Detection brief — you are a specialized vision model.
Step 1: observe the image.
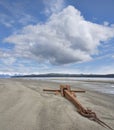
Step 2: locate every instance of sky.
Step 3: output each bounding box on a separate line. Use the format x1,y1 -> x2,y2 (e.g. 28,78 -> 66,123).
0,0 -> 114,75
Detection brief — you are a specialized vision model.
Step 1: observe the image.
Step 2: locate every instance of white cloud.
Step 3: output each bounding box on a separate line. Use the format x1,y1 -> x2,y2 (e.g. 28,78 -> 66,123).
18,14 -> 36,25
0,49 -> 16,65
43,0 -> 65,15
0,1 -> 37,27
4,5 -> 114,65
95,65 -> 114,74
103,21 -> 109,26
0,13 -> 14,27
0,12 -> 36,28
1,57 -> 16,65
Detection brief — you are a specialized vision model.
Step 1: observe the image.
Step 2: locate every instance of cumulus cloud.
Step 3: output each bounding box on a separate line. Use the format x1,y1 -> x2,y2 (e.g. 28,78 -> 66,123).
4,6 -> 114,65
103,21 -> 109,26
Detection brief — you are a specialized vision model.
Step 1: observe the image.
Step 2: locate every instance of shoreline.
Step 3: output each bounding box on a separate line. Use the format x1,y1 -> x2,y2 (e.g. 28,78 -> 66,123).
14,77 -> 114,84
0,78 -> 114,130
16,77 -> 114,95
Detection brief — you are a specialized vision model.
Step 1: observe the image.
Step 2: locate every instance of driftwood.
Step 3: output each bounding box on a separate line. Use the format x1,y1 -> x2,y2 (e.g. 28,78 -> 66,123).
43,85 -> 113,130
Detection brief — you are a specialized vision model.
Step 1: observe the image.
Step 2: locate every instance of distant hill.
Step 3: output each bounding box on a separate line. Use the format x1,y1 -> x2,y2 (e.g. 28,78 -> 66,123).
12,73 -> 114,78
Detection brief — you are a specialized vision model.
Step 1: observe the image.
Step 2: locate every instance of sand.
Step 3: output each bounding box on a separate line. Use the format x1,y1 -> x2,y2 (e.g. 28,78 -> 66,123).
0,78 -> 114,130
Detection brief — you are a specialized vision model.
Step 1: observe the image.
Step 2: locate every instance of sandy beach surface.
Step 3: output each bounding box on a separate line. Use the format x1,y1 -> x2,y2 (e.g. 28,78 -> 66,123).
0,78 -> 114,130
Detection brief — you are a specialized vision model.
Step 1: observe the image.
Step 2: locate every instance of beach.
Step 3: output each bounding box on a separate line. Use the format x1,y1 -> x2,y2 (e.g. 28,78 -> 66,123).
0,78 -> 114,130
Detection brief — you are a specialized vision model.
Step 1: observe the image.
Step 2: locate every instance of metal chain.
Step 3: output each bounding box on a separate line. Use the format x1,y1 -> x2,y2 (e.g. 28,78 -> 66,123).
78,108 -> 113,130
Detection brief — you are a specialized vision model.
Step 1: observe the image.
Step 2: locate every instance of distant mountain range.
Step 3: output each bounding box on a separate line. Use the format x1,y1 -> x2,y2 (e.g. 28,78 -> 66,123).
0,73 -> 114,78
12,73 -> 114,78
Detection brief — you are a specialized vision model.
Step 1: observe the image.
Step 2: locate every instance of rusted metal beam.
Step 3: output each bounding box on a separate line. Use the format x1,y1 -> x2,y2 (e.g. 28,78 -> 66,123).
64,89 -> 85,111
43,89 -> 60,92
43,89 -> 86,93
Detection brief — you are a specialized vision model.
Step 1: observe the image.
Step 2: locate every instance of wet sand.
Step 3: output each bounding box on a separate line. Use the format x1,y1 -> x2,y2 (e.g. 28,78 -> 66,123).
0,78 -> 114,130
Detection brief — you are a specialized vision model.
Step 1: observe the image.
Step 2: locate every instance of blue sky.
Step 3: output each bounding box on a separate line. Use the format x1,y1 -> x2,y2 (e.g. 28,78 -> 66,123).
0,0 -> 114,75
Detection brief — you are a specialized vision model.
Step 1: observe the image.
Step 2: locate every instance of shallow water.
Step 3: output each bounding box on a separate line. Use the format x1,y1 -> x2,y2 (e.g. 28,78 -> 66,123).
75,82 -> 114,95
25,77 -> 114,95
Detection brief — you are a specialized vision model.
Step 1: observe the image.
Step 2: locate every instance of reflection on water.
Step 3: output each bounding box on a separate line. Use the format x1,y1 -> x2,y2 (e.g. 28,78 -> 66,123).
76,82 -> 114,95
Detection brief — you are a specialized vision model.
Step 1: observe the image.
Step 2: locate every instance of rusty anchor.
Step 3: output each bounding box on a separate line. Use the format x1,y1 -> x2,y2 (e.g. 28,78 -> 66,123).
43,85 -> 113,130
